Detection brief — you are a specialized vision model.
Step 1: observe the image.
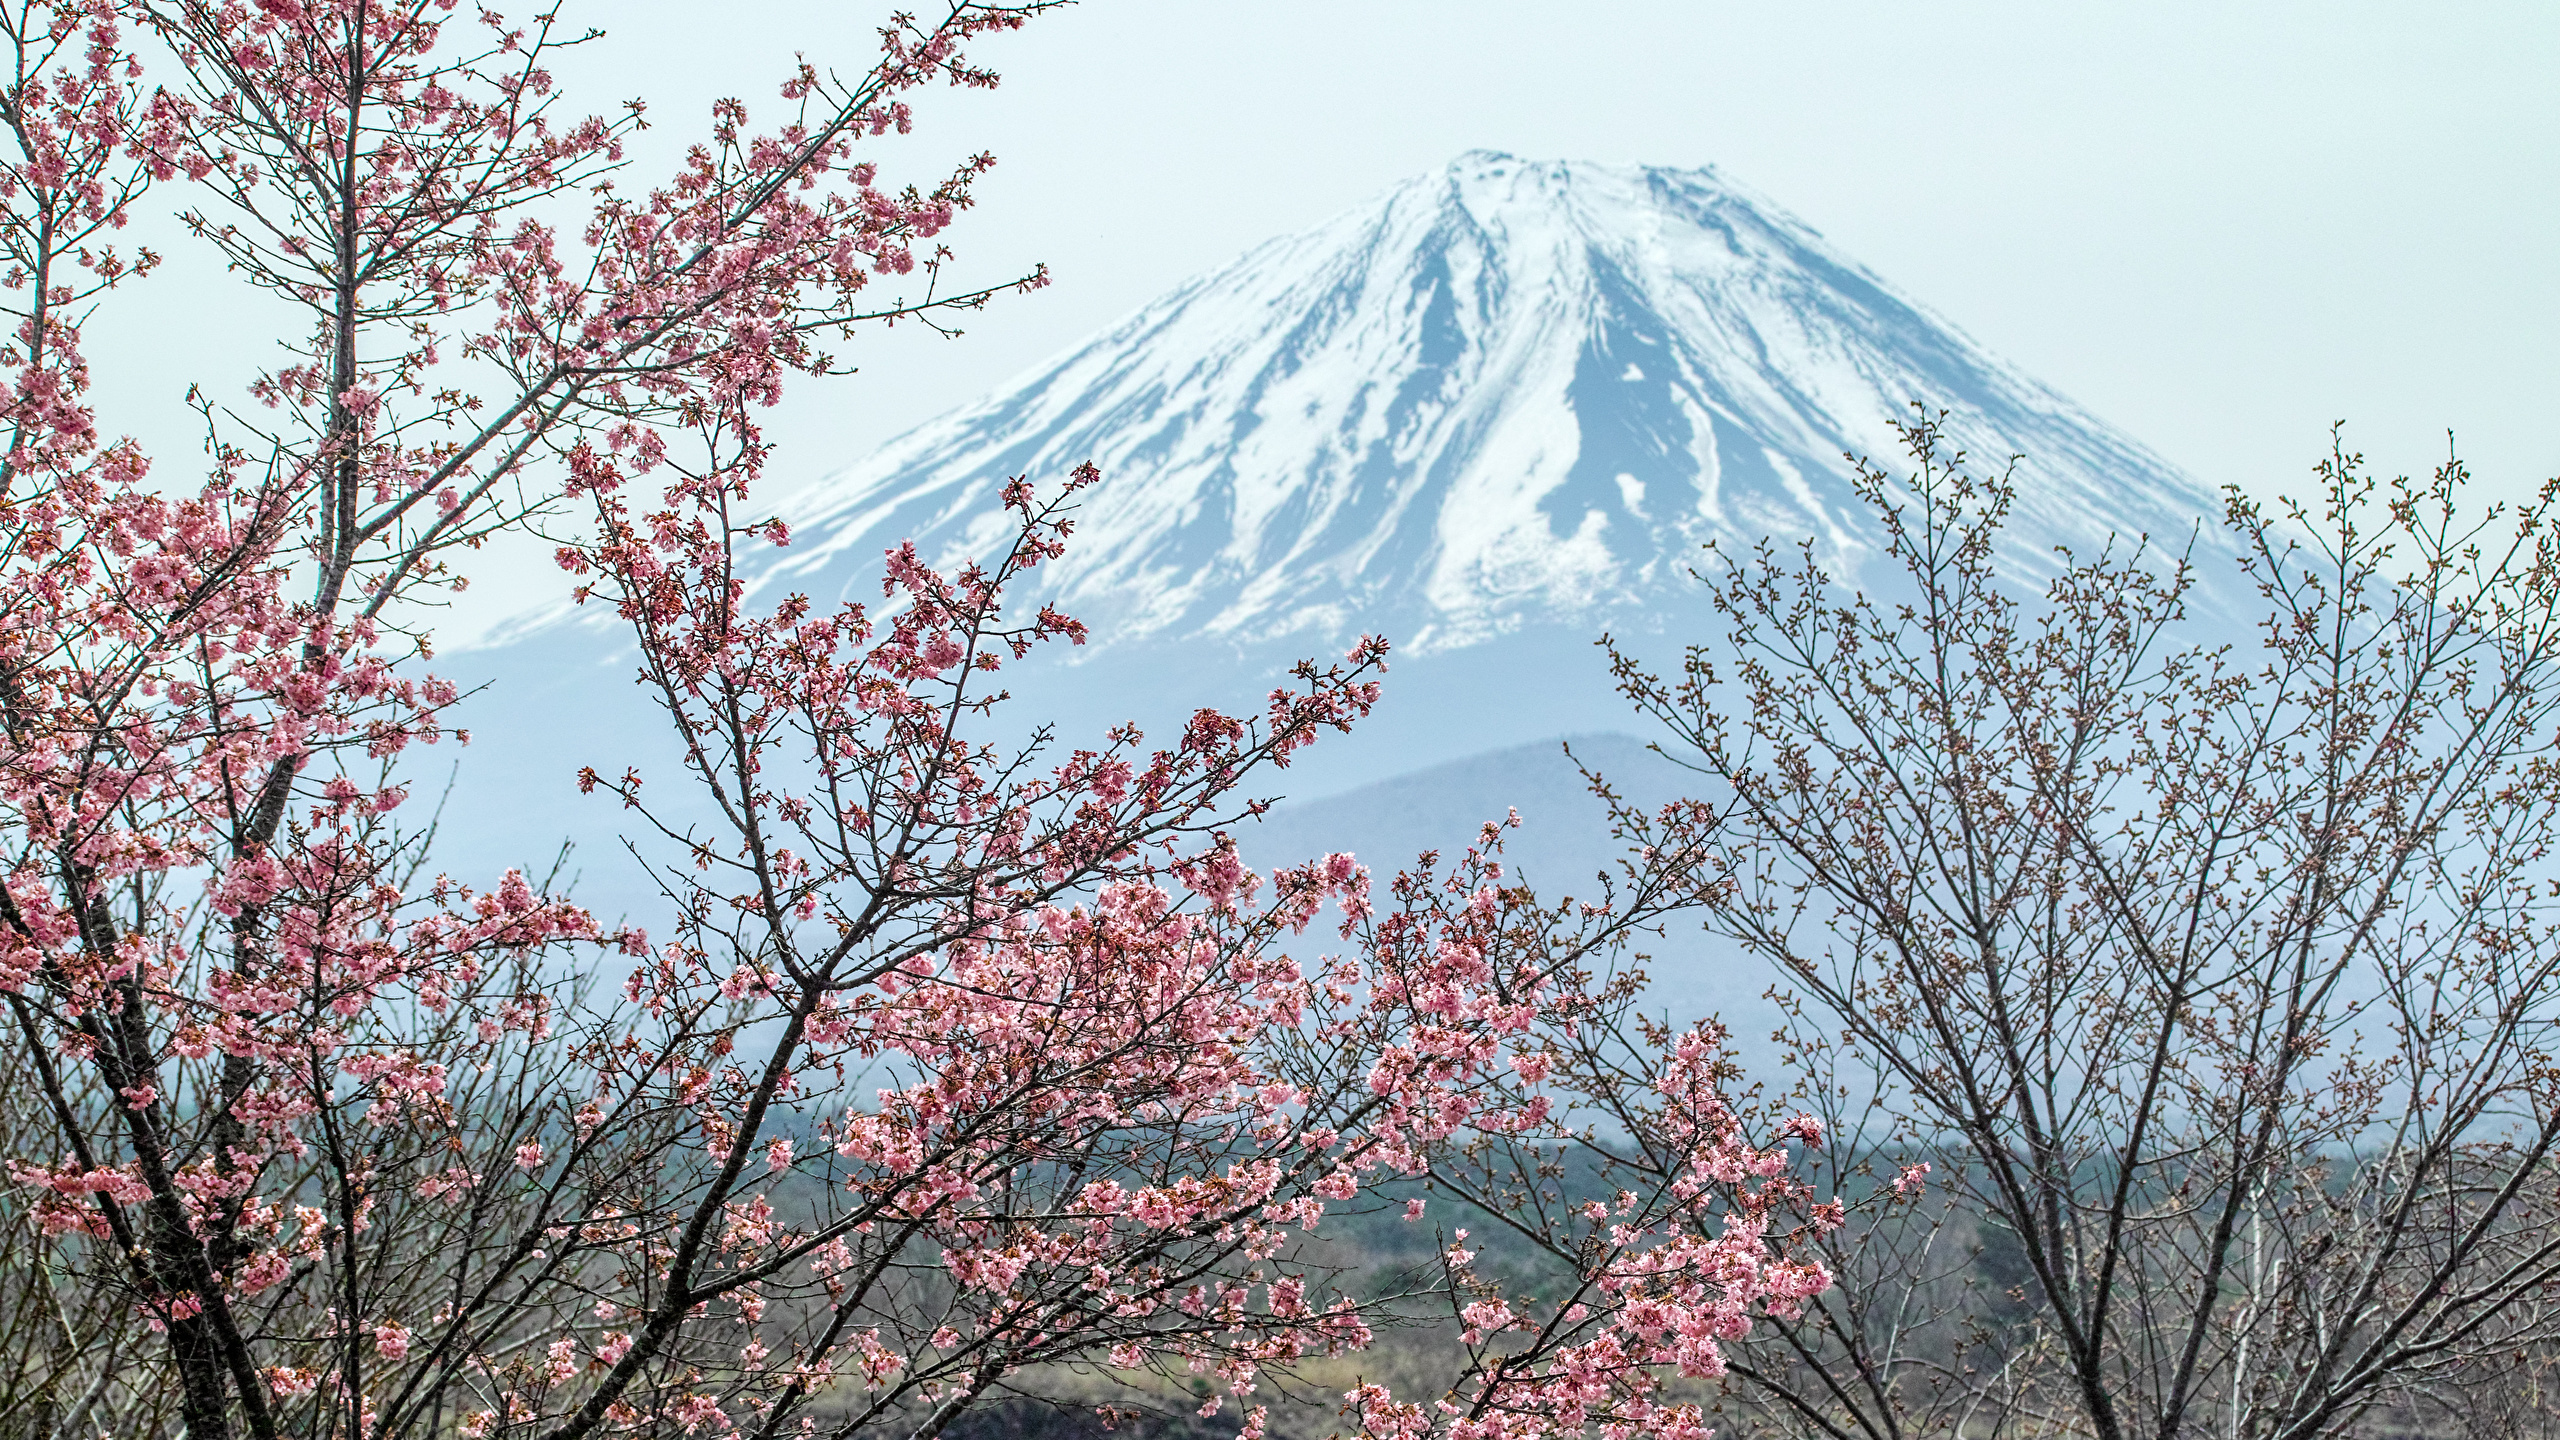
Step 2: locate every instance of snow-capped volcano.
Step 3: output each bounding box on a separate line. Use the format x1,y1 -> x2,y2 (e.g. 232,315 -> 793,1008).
769,151 -> 2219,654
435,152 -> 2235,934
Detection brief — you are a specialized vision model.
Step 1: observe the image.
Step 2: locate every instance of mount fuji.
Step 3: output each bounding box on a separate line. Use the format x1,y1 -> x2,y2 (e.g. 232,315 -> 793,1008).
450,153 -> 2230,1021
763,151 -> 2224,665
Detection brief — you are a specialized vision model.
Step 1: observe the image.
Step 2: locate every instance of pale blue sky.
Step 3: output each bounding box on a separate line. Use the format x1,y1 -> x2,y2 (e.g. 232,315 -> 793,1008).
89,2 -> 2560,637
654,1 -> 2560,495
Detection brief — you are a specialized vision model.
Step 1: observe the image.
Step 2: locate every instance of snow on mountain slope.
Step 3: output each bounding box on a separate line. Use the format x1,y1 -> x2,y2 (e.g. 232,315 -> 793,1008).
766,150 -> 2226,657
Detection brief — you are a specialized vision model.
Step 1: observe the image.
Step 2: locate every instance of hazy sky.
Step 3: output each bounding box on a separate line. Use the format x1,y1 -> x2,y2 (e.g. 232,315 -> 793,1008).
92,2 -> 2560,638
697,1 -> 2560,492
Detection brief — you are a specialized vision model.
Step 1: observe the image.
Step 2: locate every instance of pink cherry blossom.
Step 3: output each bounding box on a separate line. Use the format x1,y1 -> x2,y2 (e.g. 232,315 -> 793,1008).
0,5 -> 1843,1436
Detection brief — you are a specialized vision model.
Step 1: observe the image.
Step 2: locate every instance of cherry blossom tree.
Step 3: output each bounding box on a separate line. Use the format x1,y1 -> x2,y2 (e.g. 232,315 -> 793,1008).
0,3 -> 1840,1437
1610,415 -> 2560,1440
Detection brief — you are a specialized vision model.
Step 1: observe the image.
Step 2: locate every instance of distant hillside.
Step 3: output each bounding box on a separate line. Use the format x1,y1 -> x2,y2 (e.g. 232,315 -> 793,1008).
1238,732 -> 1782,1046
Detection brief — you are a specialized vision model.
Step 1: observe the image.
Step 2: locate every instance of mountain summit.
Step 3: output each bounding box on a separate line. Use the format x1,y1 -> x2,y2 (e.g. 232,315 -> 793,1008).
768,151 -> 2220,656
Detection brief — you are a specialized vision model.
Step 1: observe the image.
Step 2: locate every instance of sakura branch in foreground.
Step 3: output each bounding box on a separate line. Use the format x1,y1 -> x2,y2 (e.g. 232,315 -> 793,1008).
0,3 -> 1838,1436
